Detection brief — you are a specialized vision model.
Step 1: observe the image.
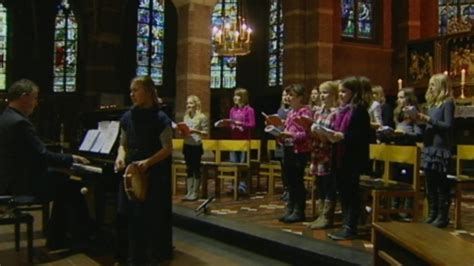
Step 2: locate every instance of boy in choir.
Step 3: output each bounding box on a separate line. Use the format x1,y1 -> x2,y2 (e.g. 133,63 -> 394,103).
180,95 -> 209,201
308,80 -> 339,229
114,76 -> 173,264
228,88 -> 255,193
416,73 -> 455,228
278,84 -> 312,223
327,76 -> 370,240
0,79 -> 92,250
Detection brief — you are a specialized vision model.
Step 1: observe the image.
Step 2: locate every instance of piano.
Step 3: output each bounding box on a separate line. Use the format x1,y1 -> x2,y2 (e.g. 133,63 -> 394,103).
69,108 -> 126,225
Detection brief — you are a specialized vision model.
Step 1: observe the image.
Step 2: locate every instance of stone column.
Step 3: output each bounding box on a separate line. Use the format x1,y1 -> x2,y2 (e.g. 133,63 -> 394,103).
305,0 -> 334,89
172,0 -> 217,121
283,0 -> 306,88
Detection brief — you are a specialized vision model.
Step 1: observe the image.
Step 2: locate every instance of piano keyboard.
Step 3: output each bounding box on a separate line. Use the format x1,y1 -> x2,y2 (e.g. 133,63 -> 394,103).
71,163 -> 103,174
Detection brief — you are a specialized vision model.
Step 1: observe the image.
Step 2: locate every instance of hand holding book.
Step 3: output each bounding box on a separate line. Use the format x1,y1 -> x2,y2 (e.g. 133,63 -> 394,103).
262,112 -> 284,127
214,119 -> 234,128
176,122 -> 191,136
264,125 -> 282,137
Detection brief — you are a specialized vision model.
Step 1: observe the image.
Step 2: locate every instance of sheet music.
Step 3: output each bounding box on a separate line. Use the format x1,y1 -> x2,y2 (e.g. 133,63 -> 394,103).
100,121 -> 120,154
80,120 -> 119,154
78,129 -> 100,151
90,132 -> 107,153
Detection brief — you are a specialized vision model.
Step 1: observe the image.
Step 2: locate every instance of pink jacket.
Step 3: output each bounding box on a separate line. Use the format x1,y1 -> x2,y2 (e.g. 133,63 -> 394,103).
283,105 -> 312,154
229,105 -> 255,139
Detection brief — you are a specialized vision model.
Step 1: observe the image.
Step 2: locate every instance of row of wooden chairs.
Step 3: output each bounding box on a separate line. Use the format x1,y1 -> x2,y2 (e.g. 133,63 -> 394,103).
171,139 -> 474,229
172,139 -> 262,200
362,144 -> 474,230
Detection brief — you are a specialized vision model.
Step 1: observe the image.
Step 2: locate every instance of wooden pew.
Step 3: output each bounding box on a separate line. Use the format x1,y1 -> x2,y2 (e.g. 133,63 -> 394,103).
373,222 -> 474,265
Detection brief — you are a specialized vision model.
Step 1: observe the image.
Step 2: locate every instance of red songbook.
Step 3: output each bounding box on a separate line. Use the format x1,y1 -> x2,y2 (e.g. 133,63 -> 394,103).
262,112 -> 284,127
176,122 -> 191,136
214,119 -> 234,128
294,115 -> 314,130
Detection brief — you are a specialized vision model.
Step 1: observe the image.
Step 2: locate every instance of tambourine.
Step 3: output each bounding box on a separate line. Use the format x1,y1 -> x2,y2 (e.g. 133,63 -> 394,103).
123,163 -> 148,202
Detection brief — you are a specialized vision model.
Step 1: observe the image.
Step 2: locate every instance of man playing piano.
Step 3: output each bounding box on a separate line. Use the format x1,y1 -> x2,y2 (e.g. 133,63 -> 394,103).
0,79 -> 92,249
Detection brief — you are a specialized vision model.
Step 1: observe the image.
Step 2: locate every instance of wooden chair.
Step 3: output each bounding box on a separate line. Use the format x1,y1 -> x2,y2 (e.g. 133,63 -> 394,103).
171,139 -> 187,195
172,139 -> 219,198
200,140 -> 219,198
215,140 -> 251,200
249,140 -> 262,190
258,140 -> 282,196
453,145 -> 474,229
360,144 -> 421,225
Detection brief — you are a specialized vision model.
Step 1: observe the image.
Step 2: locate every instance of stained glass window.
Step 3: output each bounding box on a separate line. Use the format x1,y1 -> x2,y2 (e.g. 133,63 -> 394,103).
341,0 -> 374,40
136,0 -> 165,85
0,4 -> 7,91
268,0 -> 283,87
438,0 -> 474,35
53,0 -> 78,93
211,0 -> 237,89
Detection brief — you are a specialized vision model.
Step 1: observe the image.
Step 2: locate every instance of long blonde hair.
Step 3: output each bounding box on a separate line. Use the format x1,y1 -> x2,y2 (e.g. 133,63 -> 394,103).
185,95 -> 202,116
425,74 -> 452,107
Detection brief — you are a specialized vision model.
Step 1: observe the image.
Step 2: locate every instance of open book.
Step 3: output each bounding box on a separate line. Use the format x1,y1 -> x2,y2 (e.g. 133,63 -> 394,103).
175,122 -> 191,136
264,125 -> 282,137
311,124 -> 336,135
294,115 -> 314,130
261,112 -> 284,127
377,125 -> 394,133
214,119 -> 234,128
403,106 -> 418,119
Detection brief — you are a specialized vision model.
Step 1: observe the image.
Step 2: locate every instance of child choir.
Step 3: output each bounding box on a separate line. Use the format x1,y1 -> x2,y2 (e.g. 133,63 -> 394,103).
175,73 -> 455,241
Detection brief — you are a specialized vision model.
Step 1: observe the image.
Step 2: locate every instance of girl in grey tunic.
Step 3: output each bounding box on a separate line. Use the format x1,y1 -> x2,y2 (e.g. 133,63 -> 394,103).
181,95 -> 209,201
416,74 -> 455,228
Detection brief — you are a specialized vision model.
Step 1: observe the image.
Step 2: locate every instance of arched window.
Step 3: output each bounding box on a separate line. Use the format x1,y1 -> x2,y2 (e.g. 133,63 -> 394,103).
438,0 -> 474,35
53,0 -> 78,93
341,0 -> 375,40
211,0 -> 237,89
268,0 -> 283,87
0,4 -> 7,91
136,0 -> 165,85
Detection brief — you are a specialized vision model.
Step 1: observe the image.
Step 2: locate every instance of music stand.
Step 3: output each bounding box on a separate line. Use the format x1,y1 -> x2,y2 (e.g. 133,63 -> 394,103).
195,196 -> 214,216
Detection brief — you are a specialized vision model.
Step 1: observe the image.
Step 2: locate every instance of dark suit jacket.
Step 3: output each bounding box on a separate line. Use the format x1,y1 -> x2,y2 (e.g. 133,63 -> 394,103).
0,107 -> 73,195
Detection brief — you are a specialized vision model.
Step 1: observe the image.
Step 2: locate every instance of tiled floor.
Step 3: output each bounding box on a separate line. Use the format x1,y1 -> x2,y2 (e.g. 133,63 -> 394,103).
1,177 -> 472,265
0,211 -> 288,266
173,178 -> 474,250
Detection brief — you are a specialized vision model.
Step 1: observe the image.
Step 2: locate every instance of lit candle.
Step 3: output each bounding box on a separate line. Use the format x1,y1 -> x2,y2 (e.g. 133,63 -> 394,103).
443,70 -> 448,76
397,78 -> 402,90
246,28 -> 252,43
461,68 -> 466,85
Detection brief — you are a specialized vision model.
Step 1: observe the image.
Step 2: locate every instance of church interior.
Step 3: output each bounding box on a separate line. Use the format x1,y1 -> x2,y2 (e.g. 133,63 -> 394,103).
1,0 -> 474,265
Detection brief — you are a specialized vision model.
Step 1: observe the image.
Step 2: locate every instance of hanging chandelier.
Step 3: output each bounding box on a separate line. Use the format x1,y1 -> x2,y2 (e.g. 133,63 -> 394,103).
212,1 -> 252,57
